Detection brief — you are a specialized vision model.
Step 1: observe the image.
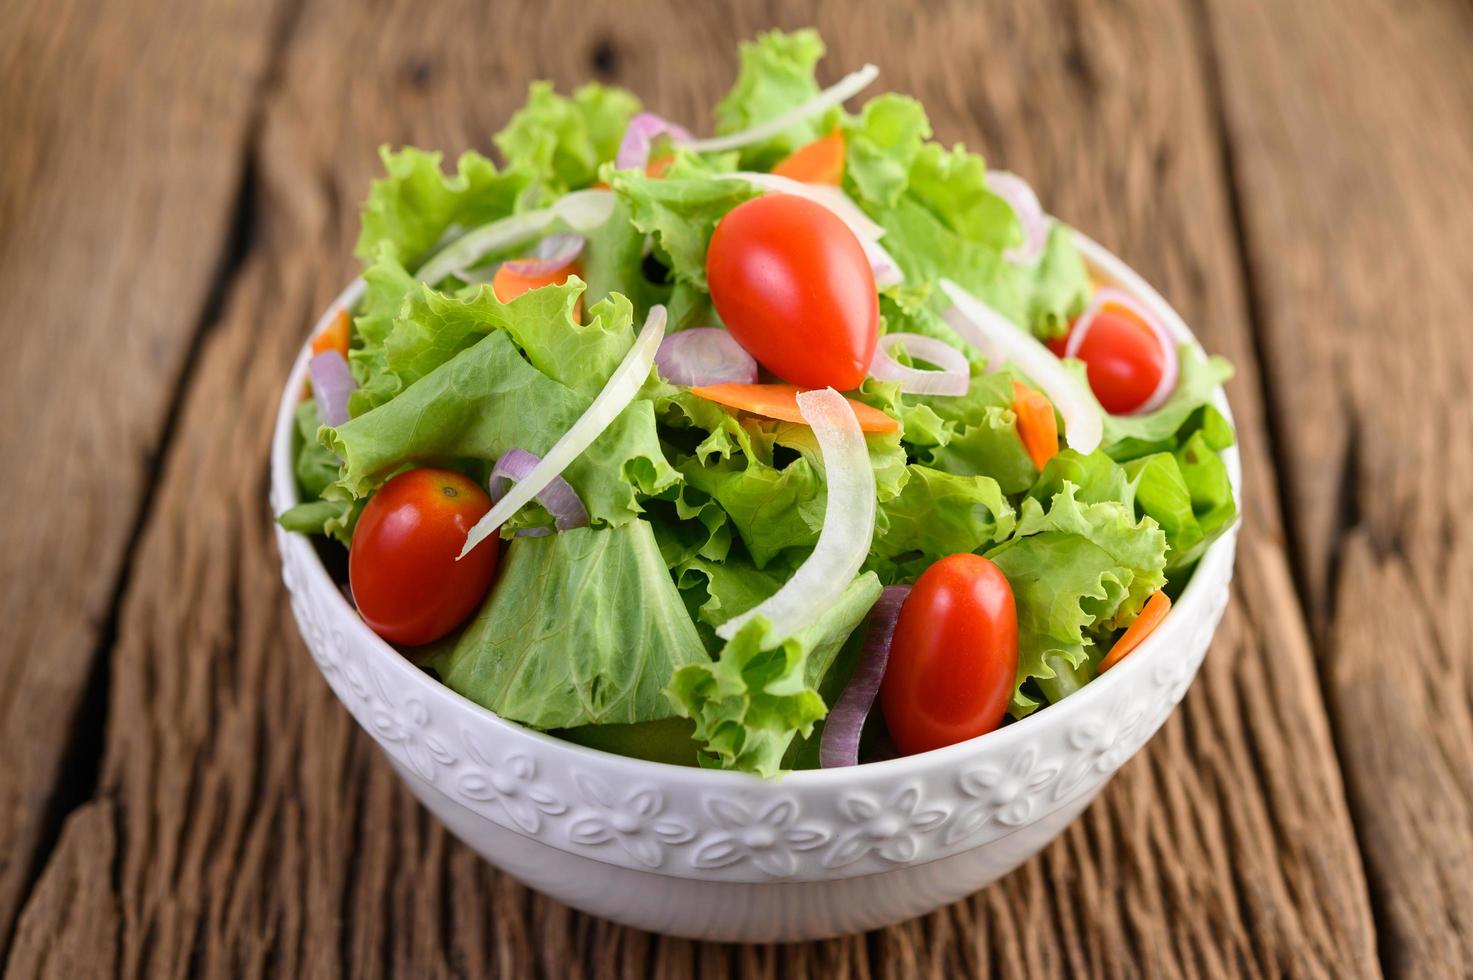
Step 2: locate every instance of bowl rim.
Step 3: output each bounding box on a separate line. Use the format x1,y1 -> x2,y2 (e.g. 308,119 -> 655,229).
271,229 -> 1241,787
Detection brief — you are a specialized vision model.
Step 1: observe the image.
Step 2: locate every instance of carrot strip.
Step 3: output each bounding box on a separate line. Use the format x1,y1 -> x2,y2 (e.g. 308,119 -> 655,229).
690,383 -> 898,433
771,130 -> 845,185
1011,380 -> 1059,469
311,309 -> 351,358
491,262 -> 583,322
1099,591 -> 1172,672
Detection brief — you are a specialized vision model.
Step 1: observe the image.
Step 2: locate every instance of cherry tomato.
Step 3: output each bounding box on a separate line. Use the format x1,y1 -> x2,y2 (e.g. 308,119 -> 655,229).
1050,305 -> 1165,414
881,553 -> 1018,756
706,194 -> 878,390
349,468 -> 498,646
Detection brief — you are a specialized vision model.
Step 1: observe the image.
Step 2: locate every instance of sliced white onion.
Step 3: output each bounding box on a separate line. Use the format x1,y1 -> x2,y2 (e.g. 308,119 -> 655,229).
688,63 -> 879,154
501,233 -> 585,278
457,305 -> 668,559
414,190 -> 614,286
308,350 -> 355,427
716,388 -> 877,641
724,171 -> 886,242
655,328 -> 758,386
552,188 -> 618,231
416,210 -> 554,286
1067,287 -> 1180,415
489,448 -> 590,534
819,584 -> 910,768
861,236 -> 903,287
986,170 -> 1049,265
939,278 -> 1103,454
617,112 -> 694,171
868,333 -> 969,396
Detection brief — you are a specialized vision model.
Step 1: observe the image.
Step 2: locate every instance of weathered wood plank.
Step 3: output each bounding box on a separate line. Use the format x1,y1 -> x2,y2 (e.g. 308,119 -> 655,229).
0,0 -> 288,953
1204,0 -> 1473,974
11,0 -> 1380,975
3,801 -> 118,979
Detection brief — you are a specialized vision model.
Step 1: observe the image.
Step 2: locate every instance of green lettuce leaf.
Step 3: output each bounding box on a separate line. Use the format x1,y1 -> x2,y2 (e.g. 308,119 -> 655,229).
666,572 -> 882,777
323,289 -> 678,527
987,483 -> 1167,717
432,520 -> 708,728
714,28 -> 829,170
355,147 -> 529,269
871,465 -> 1015,565
841,94 -> 931,208
494,81 -> 640,199
292,400 -> 339,500
1126,430 -> 1236,573
346,249 -> 421,415
906,142 -> 1019,253
611,166 -> 760,291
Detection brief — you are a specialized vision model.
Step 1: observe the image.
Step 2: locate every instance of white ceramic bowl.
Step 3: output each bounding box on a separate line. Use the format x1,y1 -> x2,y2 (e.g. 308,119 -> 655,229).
272,234 -> 1238,942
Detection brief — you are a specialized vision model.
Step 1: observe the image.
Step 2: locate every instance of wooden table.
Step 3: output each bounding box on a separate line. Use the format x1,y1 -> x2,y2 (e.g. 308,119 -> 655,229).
3,0 -> 1471,975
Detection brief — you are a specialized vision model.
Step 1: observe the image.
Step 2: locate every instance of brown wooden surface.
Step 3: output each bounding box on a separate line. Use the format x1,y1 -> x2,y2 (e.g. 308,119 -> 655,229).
0,0 -> 1467,976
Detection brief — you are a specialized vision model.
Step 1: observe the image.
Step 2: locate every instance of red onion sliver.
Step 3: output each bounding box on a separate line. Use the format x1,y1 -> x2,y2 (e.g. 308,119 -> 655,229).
488,448 -> 590,535
488,450 -> 589,537
820,585 -> 911,768
617,112 -> 694,171
308,350 -> 355,427
869,332 -> 970,396
491,448 -> 589,530
501,233 -> 585,279
655,328 -> 759,386
1067,287 -> 1180,415
986,170 -> 1049,266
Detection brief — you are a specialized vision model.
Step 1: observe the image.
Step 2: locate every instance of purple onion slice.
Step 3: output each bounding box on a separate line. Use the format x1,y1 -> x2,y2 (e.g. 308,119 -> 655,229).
654,328 -> 759,387
819,585 -> 912,768
617,112 -> 694,171
308,350 -> 356,427
488,448 -> 590,537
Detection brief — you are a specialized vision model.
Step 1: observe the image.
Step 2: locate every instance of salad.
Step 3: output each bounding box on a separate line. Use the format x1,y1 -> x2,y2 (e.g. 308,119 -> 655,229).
280,29 -> 1237,778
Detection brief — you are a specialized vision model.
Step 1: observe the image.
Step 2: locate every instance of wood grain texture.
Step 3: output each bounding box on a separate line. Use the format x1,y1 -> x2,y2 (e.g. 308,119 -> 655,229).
0,0 -> 288,953
1206,0 -> 1473,974
0,0 -> 1414,975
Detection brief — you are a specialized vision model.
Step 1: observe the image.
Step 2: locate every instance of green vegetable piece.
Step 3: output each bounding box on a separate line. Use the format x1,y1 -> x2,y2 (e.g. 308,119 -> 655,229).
355,146 -> 529,269
495,81 -> 640,198
667,572 -> 883,777
987,483 -> 1167,717
434,521 -> 708,729
325,295 -> 677,528
714,28 -> 829,169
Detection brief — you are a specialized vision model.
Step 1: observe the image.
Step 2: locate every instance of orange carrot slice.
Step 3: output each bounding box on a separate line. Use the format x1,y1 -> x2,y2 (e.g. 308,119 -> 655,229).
1012,380 -> 1060,469
1099,591 -> 1172,672
771,130 -> 845,185
311,309 -> 351,358
491,261 -> 583,322
690,383 -> 898,433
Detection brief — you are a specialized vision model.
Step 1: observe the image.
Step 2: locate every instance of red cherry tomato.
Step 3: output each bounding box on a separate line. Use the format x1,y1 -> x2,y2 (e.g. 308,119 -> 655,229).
881,554 -> 1018,756
1051,305 -> 1165,414
706,194 -> 878,390
349,468 -> 499,646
